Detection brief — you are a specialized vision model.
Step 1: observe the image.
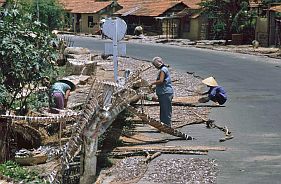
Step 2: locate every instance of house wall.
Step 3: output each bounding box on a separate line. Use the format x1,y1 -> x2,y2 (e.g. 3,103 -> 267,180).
199,15 -> 208,40
80,14 -> 100,34
73,14 -> 81,33
73,13 -> 112,34
255,17 -> 268,46
72,5 -> 122,34
162,19 -> 180,38
268,11 -> 278,46
188,18 -> 200,40
181,17 -> 200,40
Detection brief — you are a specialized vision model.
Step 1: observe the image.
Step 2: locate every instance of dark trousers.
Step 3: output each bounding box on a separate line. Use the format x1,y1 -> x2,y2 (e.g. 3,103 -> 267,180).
211,93 -> 227,105
158,93 -> 173,126
51,92 -> 64,109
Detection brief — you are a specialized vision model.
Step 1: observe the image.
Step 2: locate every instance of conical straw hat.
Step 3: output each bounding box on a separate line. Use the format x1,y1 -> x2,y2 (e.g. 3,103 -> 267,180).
202,77 -> 218,87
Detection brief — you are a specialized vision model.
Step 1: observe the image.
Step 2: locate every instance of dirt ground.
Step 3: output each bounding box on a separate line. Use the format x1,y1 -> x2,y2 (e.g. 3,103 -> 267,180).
57,49 -> 231,184
92,55 -> 222,184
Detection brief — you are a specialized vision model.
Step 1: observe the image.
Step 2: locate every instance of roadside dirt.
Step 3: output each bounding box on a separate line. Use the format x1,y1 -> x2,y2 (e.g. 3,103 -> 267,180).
94,55 -> 223,184
123,35 -> 281,60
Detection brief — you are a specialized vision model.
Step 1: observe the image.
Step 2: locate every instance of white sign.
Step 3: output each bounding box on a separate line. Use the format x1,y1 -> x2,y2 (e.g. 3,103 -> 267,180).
102,17 -> 127,41
105,42 -> 126,56
102,17 -> 127,82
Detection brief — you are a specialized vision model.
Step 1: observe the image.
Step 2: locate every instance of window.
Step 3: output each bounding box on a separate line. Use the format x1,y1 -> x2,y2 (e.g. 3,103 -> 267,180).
88,16 -> 94,28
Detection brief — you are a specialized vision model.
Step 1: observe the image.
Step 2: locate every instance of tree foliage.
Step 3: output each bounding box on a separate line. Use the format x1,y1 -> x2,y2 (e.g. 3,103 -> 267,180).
18,0 -> 65,30
200,0 -> 257,41
0,4 -> 58,113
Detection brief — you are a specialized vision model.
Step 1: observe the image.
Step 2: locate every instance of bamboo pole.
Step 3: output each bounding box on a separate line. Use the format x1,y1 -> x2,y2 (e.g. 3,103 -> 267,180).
114,145 -> 226,152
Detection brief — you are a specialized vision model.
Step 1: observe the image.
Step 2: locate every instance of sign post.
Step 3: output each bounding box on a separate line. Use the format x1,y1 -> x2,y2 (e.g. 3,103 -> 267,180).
113,19 -> 118,81
102,18 -> 127,82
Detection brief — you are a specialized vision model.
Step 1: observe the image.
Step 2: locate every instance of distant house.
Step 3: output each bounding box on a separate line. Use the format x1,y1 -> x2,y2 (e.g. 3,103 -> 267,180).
269,5 -> 281,47
178,0 -> 206,40
116,0 -> 205,40
250,0 -> 268,46
59,0 -> 122,34
254,1 -> 281,47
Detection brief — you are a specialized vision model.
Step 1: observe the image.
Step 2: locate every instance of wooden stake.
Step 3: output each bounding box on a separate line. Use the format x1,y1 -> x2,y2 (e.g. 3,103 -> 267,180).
145,152 -> 161,163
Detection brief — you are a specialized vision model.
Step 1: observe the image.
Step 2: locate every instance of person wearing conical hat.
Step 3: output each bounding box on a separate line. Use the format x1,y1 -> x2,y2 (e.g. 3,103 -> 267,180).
46,78 -> 76,113
150,56 -> 174,127
199,76 -> 227,105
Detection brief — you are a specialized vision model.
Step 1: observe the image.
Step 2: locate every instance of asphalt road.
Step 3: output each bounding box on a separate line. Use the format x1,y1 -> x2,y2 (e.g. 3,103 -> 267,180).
68,35 -> 281,184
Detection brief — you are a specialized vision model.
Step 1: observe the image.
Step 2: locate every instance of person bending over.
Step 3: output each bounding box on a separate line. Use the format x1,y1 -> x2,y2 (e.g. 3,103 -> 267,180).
199,76 -> 227,105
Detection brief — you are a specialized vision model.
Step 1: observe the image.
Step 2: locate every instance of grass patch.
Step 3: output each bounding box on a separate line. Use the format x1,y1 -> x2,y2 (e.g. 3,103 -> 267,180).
0,161 -> 47,183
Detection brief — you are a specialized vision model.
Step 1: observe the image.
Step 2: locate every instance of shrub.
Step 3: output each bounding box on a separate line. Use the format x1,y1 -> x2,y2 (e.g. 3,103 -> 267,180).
0,5 -> 59,113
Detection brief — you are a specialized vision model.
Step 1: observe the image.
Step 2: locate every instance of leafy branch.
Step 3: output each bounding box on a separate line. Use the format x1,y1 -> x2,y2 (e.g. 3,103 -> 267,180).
0,4 -> 59,114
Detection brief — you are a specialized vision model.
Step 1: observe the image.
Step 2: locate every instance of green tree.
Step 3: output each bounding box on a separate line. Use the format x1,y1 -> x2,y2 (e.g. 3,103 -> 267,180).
18,0 -> 65,30
200,0 -> 256,42
0,5 -> 58,113
231,1 -> 257,42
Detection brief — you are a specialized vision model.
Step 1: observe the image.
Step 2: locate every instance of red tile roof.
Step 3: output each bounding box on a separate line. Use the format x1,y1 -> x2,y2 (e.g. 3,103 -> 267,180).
270,5 -> 281,13
117,0 -> 200,17
59,0 -> 115,13
59,0 -> 202,15
181,0 -> 201,9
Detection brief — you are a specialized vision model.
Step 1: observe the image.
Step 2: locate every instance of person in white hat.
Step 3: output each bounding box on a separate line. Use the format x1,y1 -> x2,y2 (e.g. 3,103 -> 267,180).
150,56 -> 174,126
100,18 -> 106,39
199,76 -> 227,105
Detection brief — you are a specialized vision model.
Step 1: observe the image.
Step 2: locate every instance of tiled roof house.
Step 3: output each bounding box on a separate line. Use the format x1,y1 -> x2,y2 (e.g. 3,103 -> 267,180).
269,4 -> 281,47
58,0 -> 206,40
270,5 -> 281,13
115,0 -> 204,40
254,1 -> 281,47
116,0 -> 184,16
59,0 -> 122,34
